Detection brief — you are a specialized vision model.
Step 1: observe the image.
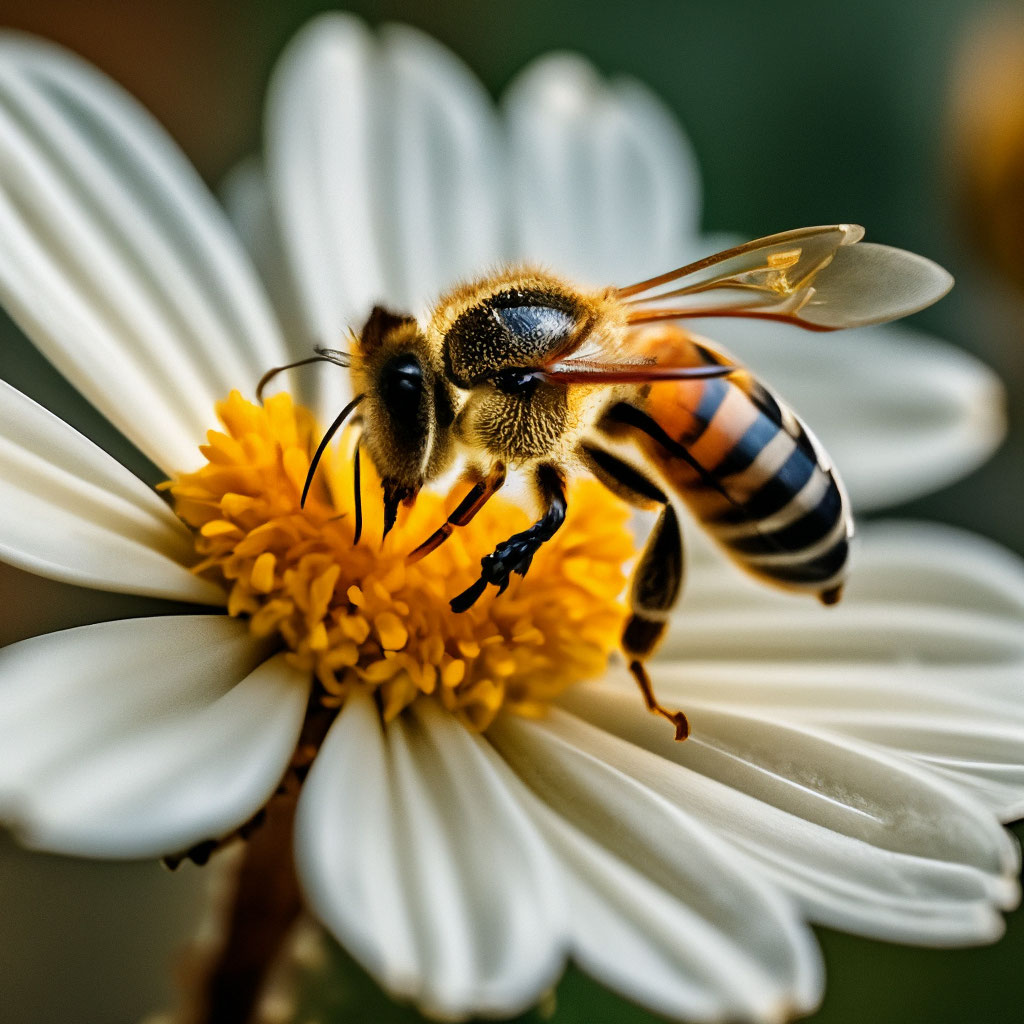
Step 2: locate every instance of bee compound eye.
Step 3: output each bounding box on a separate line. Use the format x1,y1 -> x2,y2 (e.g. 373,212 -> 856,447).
382,354 -> 423,404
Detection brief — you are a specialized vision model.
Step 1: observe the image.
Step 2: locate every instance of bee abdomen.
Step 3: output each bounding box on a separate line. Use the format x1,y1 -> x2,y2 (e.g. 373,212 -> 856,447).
703,429 -> 850,593
611,374 -> 852,597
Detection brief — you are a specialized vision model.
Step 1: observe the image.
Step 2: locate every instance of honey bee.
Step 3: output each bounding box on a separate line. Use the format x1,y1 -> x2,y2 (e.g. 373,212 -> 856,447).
258,225 -> 953,738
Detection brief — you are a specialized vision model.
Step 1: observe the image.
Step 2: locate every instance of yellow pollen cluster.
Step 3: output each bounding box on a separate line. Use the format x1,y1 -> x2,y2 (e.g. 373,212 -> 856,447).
168,391 -> 635,731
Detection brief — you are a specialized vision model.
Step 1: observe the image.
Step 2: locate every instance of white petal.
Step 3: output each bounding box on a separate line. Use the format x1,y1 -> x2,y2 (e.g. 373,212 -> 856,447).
0,380 -> 222,603
661,592 -> 1024,667
672,519 -> 1024,662
489,711 -> 821,1021
560,677 -> 1019,945
265,13 -> 379,363
503,54 -> 702,284
0,34 -> 287,474
698,315 -> 1004,510
524,800 -> 809,1023
221,159 -> 311,371
674,521 -> 1024,690
839,520 -> 1024,618
822,692 -> 1024,819
674,521 -> 1024,820
0,616 -> 305,858
378,23 -> 506,308
265,15 -> 502,358
296,691 -> 565,1020
0,561 -> 199,650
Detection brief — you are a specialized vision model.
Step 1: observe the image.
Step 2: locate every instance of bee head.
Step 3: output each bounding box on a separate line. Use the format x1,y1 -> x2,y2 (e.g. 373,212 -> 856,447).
353,306 -> 457,532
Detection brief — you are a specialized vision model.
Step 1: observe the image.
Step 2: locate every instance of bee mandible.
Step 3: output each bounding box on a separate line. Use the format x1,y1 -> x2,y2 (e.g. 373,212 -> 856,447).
257,225 -> 953,739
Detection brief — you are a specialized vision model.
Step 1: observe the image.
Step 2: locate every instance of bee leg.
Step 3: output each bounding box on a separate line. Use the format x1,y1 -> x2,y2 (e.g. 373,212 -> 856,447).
580,443 -> 688,740
408,464 -> 507,563
451,463 -> 566,612
623,503 -> 689,740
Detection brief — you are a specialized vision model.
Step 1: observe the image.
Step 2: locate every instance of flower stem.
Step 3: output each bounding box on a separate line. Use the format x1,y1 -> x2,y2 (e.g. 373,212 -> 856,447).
173,782 -> 299,1024
194,784 -> 302,1024
172,704 -> 336,1024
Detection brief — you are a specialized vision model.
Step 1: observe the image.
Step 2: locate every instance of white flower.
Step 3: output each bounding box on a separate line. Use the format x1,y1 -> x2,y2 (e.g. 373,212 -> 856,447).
0,13 -> 1021,1024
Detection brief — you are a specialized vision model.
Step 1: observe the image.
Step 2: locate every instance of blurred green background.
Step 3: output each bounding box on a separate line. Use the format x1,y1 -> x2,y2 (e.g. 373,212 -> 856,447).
0,0 -> 1022,1022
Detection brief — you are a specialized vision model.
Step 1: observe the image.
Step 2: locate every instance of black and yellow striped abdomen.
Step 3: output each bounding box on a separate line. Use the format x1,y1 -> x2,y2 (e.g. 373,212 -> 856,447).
608,328 -> 852,601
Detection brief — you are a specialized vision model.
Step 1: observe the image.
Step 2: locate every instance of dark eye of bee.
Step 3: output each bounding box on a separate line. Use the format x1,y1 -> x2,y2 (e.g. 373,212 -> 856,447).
492,367 -> 543,396
382,354 -> 422,400
381,354 -> 424,436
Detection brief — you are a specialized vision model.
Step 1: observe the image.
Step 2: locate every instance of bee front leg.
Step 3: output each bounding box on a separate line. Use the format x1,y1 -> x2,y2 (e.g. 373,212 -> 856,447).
450,463 -> 566,612
407,463 -> 507,563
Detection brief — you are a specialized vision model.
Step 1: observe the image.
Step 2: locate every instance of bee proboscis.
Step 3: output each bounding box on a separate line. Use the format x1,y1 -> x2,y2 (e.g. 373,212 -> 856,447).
257,224 -> 953,739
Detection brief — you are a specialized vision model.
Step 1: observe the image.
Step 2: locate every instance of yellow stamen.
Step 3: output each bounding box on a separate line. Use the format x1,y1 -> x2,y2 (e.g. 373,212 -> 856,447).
169,391 -> 635,732
250,552 -> 277,593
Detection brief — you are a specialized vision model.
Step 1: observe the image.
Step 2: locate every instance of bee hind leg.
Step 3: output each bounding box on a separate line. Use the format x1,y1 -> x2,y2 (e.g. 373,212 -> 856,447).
450,463 -> 566,612
579,442 -> 689,740
622,503 -> 689,741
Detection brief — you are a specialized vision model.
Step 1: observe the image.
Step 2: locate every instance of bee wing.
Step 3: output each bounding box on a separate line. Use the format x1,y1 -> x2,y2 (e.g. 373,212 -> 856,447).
616,224 -> 953,331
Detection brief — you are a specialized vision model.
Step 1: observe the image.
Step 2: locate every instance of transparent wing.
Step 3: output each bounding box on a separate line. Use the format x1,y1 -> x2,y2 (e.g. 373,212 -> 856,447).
616,224 -> 953,331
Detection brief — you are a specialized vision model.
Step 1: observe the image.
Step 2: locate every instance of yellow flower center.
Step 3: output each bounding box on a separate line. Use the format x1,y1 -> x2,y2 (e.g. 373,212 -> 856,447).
168,391 -> 634,731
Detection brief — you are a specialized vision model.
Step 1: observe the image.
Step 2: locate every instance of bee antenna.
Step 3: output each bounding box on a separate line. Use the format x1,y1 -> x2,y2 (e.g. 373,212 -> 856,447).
352,439 -> 364,544
313,346 -> 352,366
256,349 -> 352,403
300,394 -> 365,508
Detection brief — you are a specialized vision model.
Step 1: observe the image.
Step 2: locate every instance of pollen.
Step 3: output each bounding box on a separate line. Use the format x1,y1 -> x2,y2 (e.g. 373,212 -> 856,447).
168,391 -> 635,731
